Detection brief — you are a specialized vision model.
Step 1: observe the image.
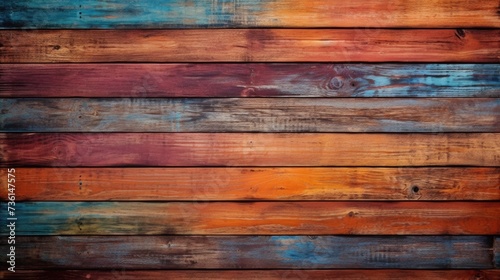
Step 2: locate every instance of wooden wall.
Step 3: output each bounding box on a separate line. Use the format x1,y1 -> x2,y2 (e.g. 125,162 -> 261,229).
0,1 -> 499,279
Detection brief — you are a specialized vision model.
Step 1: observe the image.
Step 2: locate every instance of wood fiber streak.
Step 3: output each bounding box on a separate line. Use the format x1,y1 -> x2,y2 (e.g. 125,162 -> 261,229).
1,133 -> 498,167
0,236 -> 493,269
2,201 -> 498,235
1,270 -> 499,280
1,0 -> 499,28
1,64 -> 498,98
1,29 -> 498,63
1,167 -> 498,201
1,98 -> 498,133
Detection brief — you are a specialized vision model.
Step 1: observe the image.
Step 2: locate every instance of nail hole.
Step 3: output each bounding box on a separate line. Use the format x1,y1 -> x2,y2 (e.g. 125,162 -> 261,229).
78,115 -> 82,118
412,186 -> 419,193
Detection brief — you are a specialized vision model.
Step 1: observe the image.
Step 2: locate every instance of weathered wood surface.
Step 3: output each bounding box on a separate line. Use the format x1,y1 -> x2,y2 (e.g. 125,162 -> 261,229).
2,201 -> 498,235
1,133 -> 498,167
1,29 -> 499,63
495,237 -> 500,268
2,64 -> 498,98
1,167 -> 498,201
2,0 -> 499,28
2,98 -> 498,133
2,270 -> 499,280
0,236 -> 494,269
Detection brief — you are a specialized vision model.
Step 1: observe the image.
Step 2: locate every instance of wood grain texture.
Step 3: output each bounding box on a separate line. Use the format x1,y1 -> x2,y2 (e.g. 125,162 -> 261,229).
2,64 -> 498,98
1,167 -> 498,201
1,29 -> 499,63
0,236 -> 493,269
1,133 -> 499,167
2,0 -> 499,28
2,270 -> 499,280
2,98 -> 498,133
495,237 -> 500,268
2,201 -> 498,235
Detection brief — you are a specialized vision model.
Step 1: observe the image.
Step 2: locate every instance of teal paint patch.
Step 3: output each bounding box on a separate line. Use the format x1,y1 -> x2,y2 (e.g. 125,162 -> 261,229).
1,0 -> 269,29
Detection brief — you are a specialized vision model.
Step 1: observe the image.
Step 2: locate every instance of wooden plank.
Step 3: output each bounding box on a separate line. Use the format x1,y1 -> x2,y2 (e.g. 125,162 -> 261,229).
495,237 -> 500,268
2,270 -> 499,280
2,98 -> 498,133
1,29 -> 498,63
2,64 -> 498,98
0,236 -> 493,269
1,133 -> 498,167
2,201 -> 498,235
2,0 -> 499,28
1,167 -> 498,201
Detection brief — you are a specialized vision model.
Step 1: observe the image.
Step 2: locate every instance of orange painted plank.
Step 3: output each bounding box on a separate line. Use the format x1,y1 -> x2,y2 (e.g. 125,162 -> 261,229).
1,133 -> 498,167
2,270 -> 499,280
1,29 -> 498,63
7,201 -> 499,235
1,167 -> 498,201
3,0 -> 500,28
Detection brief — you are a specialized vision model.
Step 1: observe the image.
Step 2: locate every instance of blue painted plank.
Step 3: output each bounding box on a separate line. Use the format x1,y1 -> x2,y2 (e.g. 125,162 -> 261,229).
2,0 -> 499,28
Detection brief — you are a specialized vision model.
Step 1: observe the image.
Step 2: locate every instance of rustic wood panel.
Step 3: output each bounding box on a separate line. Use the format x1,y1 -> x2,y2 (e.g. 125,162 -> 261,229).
2,270 -> 499,280
1,167 -> 498,201
2,0 -> 499,28
3,201 -> 498,235
0,236 -> 493,269
1,133 -> 498,167
495,237 -> 500,268
2,64 -> 498,98
1,29 -> 499,63
2,98 -> 498,133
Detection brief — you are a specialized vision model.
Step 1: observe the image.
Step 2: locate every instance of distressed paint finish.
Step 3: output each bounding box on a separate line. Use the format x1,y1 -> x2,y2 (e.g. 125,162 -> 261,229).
1,29 -> 499,63
0,236 -> 493,269
1,133 -> 498,167
2,64 -> 498,98
1,201 -> 498,235
1,167 -> 498,201
2,0 -> 500,28
2,98 -> 499,133
2,270 -> 499,280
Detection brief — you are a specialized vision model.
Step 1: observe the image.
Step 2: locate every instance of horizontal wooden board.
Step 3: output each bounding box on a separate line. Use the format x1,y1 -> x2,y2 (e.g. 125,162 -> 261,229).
2,270 -> 499,280
2,98 -> 498,133
1,133 -> 499,167
0,236 -> 493,269
2,0 -> 499,28
1,29 -> 499,63
495,237 -> 500,268
2,201 -> 498,235
1,167 -> 498,201
2,64 -> 498,98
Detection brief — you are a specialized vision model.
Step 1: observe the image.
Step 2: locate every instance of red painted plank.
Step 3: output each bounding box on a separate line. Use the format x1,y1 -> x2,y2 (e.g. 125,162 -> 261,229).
1,64 -> 498,97
1,270 -> 499,280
